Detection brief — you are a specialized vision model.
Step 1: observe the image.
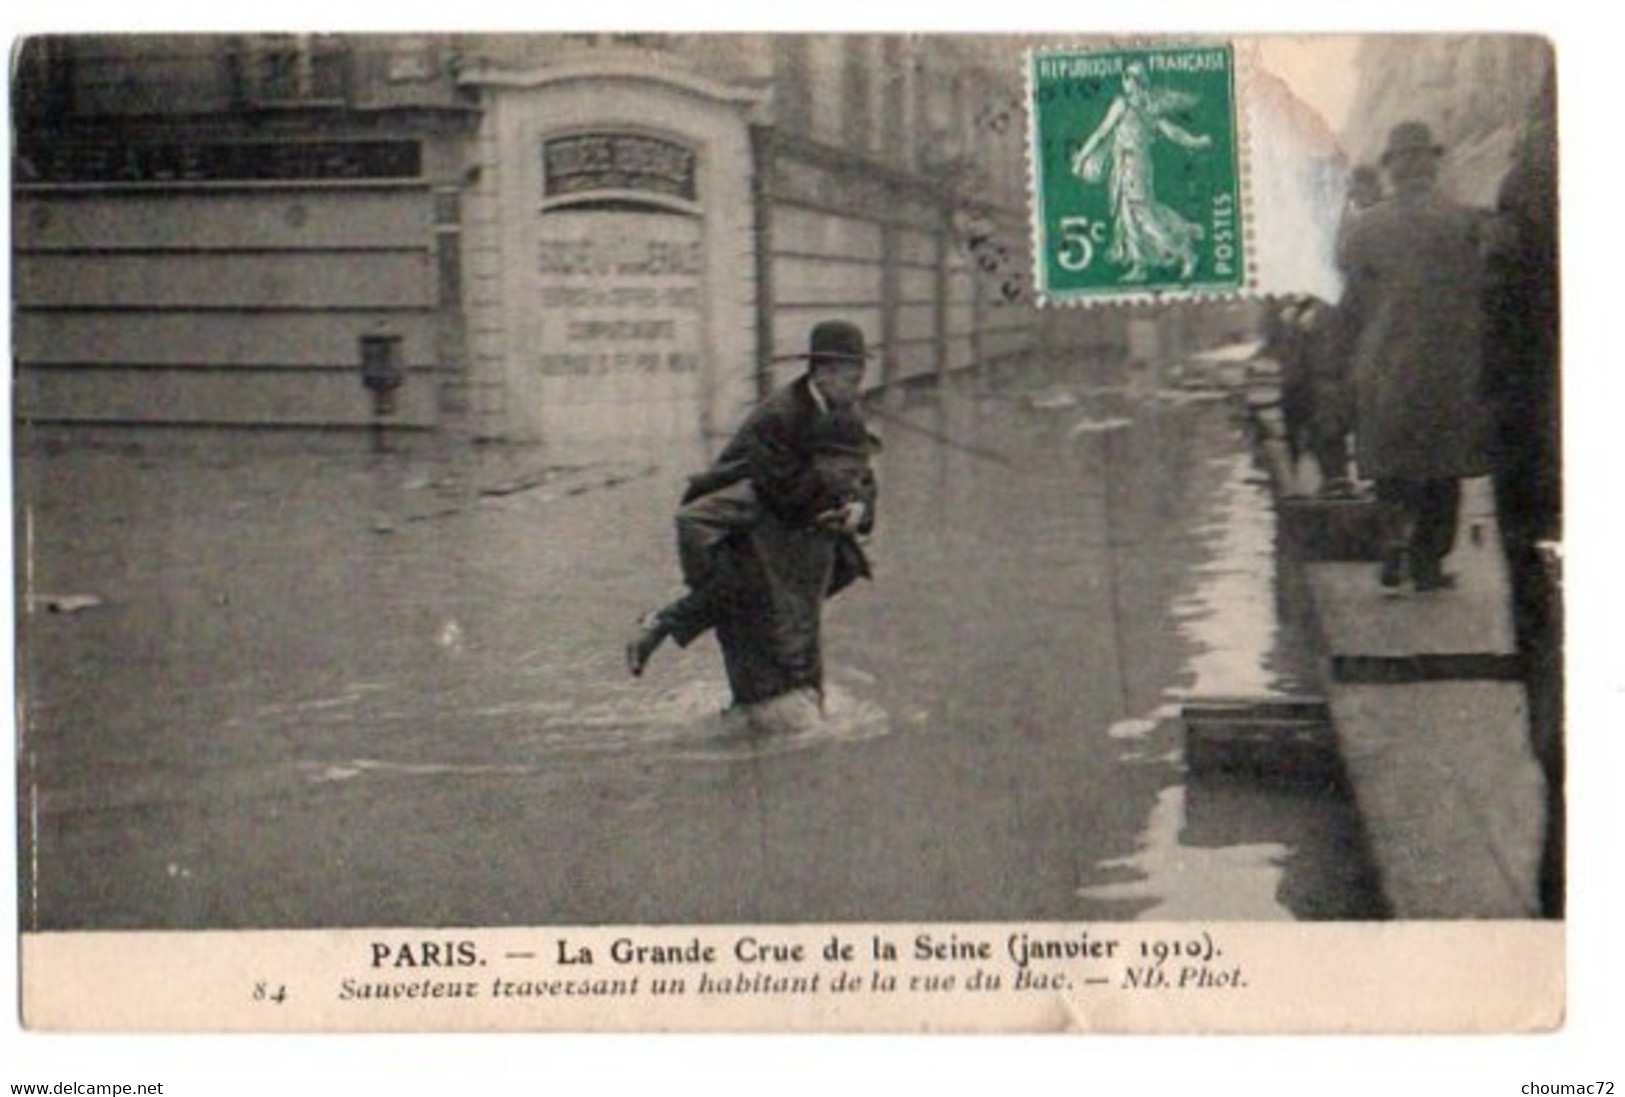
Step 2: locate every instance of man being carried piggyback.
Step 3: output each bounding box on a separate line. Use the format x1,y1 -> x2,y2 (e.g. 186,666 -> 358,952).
627,320 -> 879,725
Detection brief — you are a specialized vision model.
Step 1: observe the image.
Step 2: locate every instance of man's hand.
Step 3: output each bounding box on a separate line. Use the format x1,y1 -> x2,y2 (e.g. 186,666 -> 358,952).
815,501 -> 867,535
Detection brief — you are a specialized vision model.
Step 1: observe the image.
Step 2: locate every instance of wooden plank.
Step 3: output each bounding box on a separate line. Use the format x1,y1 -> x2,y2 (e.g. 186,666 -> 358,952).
1182,696 -> 1329,721
15,189 -> 430,251
1306,551 -> 1516,658
1326,681 -> 1544,918
14,310 -> 436,368
1279,495 -> 1384,562
1183,716 -> 1343,784
1330,653 -> 1525,684
16,251 -> 433,310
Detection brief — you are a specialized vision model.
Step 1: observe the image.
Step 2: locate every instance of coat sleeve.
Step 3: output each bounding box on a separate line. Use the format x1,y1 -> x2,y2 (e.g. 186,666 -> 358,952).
743,409 -> 840,525
855,468 -> 877,535
1336,216 -> 1382,333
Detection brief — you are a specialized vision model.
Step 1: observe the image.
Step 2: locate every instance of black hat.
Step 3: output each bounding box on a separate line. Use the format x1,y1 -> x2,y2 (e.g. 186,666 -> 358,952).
1381,121 -> 1444,165
807,320 -> 872,364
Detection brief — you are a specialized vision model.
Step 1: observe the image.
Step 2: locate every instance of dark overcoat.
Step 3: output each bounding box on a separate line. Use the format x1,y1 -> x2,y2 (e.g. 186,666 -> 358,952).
689,374 -> 876,704
1340,187 -> 1492,481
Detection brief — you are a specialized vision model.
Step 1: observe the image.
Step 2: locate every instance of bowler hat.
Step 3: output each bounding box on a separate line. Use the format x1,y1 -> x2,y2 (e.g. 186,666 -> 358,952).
806,320 -> 872,364
1381,121 -> 1444,165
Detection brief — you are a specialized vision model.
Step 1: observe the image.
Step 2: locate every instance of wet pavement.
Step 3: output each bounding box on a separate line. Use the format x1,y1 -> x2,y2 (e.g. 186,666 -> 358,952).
16,372 -> 1384,930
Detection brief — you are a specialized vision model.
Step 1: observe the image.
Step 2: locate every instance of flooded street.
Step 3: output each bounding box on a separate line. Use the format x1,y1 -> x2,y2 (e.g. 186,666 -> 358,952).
18,376 -> 1382,930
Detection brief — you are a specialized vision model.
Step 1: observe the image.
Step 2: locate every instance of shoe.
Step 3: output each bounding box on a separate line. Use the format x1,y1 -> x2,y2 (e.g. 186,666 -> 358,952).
626,613 -> 667,677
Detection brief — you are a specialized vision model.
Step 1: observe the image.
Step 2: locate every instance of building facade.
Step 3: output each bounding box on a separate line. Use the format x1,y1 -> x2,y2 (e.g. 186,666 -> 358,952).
13,34 -> 476,430
13,34 -> 1116,451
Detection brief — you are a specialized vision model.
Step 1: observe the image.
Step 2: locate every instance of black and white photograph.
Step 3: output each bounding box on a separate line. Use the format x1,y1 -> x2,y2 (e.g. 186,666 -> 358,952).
4,13 -> 1598,1062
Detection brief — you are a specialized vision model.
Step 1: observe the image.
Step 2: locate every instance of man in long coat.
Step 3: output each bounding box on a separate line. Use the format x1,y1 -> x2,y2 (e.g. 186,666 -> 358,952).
1339,121 -> 1491,592
627,320 -> 877,712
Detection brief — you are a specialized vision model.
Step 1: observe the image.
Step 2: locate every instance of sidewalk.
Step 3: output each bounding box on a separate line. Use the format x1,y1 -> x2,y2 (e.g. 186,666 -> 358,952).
1250,407 -> 1549,918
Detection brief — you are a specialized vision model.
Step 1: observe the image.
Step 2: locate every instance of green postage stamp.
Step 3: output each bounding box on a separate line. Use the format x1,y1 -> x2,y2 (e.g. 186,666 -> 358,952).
1028,43 -> 1247,302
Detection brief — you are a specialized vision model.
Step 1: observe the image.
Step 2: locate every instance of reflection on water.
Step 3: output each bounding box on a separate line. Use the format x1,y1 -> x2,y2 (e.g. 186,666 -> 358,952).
1078,784 -> 1293,920
1167,450 -> 1305,700
853,378 -> 1379,921
26,368 -> 1385,927
1066,402 -> 1380,921
667,686 -> 892,764
293,680 -> 891,777
260,670 -> 891,773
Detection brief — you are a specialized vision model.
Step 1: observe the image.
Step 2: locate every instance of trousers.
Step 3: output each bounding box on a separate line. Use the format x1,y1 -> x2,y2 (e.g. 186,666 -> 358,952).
659,480 -> 761,648
1374,477 -> 1461,581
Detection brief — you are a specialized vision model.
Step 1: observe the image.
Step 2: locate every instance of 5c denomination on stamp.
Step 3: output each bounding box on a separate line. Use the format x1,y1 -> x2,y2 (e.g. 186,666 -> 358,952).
1028,43 -> 1246,302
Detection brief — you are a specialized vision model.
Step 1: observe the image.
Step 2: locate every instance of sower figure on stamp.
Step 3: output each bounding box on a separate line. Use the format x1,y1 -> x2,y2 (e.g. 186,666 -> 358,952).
626,320 -> 878,722
1339,121 -> 1492,594
1071,60 -> 1213,283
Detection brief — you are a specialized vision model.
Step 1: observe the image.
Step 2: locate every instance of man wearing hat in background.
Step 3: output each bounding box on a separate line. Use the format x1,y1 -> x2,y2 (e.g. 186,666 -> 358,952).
627,320 -> 878,716
1339,120 -> 1491,593
1303,162 -> 1386,500
1336,164 -> 1385,259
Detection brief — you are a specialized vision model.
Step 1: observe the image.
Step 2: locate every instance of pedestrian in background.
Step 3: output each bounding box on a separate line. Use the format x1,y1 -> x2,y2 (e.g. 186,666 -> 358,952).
1258,296 -> 1314,483
1312,164 -> 1388,500
1339,121 -> 1492,593
1297,294 -> 1357,498
1336,163 -> 1385,261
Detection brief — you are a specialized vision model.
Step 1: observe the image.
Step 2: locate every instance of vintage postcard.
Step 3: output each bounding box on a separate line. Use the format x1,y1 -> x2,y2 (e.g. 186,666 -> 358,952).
11,31 -> 1561,1033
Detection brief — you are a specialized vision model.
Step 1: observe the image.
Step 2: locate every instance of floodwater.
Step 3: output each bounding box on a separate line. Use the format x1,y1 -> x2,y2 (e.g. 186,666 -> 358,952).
829,380 -> 1384,923
18,373 -> 1384,930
